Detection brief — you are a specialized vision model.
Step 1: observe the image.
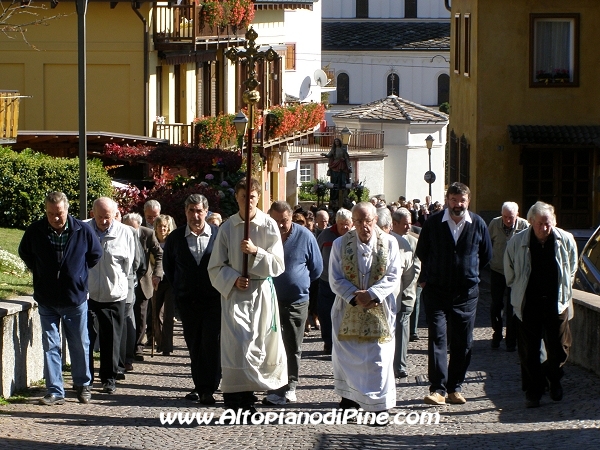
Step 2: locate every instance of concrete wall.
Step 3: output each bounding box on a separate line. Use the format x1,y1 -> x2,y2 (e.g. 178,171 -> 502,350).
570,290 -> 600,377
0,297 -> 43,399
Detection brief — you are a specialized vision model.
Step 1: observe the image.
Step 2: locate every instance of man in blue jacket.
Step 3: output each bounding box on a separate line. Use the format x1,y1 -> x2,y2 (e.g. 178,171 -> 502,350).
416,182 -> 492,406
264,201 -> 323,405
19,192 -> 102,405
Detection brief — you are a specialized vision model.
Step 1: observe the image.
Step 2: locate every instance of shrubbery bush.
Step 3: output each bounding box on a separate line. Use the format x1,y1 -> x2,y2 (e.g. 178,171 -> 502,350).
0,147 -> 114,229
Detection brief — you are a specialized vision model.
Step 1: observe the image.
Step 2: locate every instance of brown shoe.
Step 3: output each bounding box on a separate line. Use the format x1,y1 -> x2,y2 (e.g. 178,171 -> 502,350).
424,392 -> 446,405
447,392 -> 467,404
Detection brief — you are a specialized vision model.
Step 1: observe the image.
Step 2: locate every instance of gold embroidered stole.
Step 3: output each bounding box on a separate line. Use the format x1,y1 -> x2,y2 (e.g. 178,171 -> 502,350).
338,229 -> 392,344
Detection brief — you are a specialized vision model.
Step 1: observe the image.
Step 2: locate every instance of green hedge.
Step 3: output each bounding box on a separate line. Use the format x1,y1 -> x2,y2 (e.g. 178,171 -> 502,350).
0,147 -> 114,229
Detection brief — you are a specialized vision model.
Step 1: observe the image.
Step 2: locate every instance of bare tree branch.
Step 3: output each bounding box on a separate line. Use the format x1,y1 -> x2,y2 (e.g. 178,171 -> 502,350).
1,1 -> 71,50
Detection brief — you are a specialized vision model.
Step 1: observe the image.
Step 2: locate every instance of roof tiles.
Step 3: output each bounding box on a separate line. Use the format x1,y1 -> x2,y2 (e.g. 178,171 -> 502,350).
323,21 -> 450,51
333,95 -> 448,123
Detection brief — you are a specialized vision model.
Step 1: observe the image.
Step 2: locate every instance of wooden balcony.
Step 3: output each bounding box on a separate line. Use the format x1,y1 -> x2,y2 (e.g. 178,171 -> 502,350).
153,123 -> 385,155
153,4 -> 244,52
0,91 -> 21,144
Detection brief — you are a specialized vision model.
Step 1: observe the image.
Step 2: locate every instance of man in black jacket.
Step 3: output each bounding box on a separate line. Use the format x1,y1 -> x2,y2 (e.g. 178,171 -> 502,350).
19,192 -> 103,405
416,182 -> 492,406
163,194 -> 221,405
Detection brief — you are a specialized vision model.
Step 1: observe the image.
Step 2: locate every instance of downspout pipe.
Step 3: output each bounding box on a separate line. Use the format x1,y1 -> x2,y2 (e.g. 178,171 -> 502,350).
132,3 -> 149,136
445,0 -> 451,12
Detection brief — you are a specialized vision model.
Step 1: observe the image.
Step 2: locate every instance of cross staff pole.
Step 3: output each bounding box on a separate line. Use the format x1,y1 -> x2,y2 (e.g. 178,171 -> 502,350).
225,28 -> 278,278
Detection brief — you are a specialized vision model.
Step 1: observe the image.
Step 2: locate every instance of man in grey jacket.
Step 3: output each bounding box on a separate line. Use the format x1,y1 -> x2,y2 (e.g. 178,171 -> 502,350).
504,201 -> 577,408
487,202 -> 529,351
86,197 -> 136,394
391,208 -> 420,379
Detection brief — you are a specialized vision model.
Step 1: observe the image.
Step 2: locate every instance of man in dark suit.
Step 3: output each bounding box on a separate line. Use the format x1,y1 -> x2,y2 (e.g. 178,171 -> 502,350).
416,182 -> 492,406
123,214 -> 163,360
163,194 -> 221,405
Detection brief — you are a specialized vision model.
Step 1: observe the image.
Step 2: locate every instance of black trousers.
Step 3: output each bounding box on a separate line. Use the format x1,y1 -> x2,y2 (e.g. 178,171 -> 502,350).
176,298 -> 221,395
134,286 -> 150,355
153,280 -> 175,353
490,270 -> 516,346
517,297 -> 571,400
423,286 -> 478,395
118,301 -> 136,370
88,299 -> 125,383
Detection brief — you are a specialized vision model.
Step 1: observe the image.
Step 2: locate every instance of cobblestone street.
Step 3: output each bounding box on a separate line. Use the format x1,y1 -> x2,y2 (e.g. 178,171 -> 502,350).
1,271 -> 600,449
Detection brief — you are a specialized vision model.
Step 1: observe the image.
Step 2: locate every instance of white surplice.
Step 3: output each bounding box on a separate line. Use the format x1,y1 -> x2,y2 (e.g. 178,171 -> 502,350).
207,209 -> 288,392
329,229 -> 400,411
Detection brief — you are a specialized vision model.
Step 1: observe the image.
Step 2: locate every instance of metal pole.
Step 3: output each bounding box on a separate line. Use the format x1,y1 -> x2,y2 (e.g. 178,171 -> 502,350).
76,0 -> 88,219
428,147 -> 432,197
242,105 -> 254,278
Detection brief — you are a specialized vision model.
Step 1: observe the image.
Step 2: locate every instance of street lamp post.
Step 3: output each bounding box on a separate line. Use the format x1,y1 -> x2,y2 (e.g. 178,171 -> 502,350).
233,110 -> 249,157
225,28 -> 278,278
425,134 -> 435,198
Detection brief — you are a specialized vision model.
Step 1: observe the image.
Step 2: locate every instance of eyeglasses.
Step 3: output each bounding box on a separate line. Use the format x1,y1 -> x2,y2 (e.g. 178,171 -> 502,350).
352,217 -> 374,226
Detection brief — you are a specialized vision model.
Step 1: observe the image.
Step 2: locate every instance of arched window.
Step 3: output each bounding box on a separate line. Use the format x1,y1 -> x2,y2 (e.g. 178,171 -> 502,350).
337,73 -> 350,104
437,73 -> 450,105
387,73 -> 399,96
356,0 -> 368,19
405,0 -> 417,18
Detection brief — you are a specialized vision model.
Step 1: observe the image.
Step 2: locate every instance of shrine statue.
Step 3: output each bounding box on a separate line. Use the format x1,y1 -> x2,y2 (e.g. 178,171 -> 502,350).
322,138 -> 352,188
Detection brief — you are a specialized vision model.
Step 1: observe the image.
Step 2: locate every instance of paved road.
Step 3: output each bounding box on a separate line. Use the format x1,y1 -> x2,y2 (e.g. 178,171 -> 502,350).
1,270 -> 600,449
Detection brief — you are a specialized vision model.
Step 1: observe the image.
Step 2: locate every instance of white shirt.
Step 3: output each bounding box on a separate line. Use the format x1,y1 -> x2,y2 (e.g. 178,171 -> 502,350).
442,208 -> 472,244
185,223 -> 212,264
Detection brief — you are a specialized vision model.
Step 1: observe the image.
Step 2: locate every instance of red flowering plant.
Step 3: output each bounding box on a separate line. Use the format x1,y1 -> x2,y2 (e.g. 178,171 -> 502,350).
229,0 -> 255,31
199,0 -> 226,28
266,103 -> 325,139
194,113 -> 237,149
104,143 -> 151,160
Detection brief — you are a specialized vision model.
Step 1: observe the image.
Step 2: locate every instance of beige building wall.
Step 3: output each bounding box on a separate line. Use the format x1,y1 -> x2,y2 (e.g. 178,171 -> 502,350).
450,0 -> 600,216
0,4 -> 146,134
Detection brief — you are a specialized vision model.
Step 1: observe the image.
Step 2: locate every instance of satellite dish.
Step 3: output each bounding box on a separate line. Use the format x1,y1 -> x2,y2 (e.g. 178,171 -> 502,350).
299,76 -> 312,100
314,69 -> 330,87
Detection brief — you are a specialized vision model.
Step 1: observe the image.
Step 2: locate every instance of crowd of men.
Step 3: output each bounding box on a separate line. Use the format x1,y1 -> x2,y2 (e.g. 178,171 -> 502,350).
19,180 -> 578,415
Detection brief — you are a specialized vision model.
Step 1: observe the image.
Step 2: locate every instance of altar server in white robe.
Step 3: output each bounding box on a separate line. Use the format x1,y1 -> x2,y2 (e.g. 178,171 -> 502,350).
330,201 -> 400,412
208,178 -> 287,412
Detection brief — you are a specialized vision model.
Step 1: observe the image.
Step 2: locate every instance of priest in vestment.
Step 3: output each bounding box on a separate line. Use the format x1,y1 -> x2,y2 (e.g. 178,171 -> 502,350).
330,202 -> 400,412
208,178 -> 287,412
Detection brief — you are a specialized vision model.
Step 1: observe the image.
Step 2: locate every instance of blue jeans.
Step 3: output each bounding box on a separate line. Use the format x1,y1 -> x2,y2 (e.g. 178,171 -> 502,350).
38,302 -> 91,397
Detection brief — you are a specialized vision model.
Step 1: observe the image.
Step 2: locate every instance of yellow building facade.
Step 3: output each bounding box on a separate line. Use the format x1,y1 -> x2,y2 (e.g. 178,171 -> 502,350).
449,0 -> 600,228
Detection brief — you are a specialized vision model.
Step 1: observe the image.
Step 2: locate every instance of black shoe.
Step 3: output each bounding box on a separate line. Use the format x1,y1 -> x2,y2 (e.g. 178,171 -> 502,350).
549,380 -> 563,401
76,386 -> 92,404
115,371 -> 126,381
162,351 -> 171,356
39,394 -> 65,406
491,339 -> 501,349
409,334 -> 419,342
395,370 -> 408,379
185,390 -> 200,401
199,393 -> 216,405
339,397 -> 360,410
102,381 -> 116,394
134,354 -> 144,361
323,343 -> 332,355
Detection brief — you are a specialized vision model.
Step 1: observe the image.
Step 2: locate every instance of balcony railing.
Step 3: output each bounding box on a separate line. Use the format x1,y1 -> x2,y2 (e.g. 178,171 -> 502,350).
152,123 -> 385,153
0,91 -> 21,144
153,122 -> 194,146
153,4 -> 242,49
